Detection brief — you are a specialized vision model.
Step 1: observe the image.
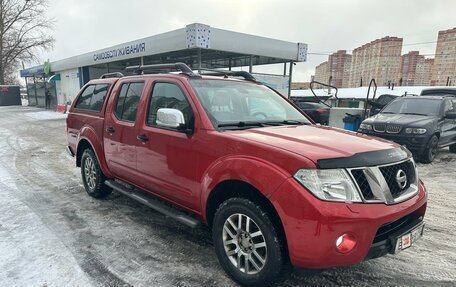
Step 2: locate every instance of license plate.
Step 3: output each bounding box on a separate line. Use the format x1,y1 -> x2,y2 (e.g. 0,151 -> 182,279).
394,222 -> 424,253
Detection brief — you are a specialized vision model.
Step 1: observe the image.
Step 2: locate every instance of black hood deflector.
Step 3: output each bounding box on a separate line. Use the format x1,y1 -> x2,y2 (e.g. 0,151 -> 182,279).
317,146 -> 412,169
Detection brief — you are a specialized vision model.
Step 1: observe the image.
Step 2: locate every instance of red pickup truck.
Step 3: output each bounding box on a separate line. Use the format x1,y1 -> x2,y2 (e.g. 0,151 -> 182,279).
66,63 -> 427,286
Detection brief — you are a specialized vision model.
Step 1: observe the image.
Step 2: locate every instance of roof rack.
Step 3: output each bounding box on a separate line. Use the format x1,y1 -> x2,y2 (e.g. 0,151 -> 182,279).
198,69 -> 257,81
99,72 -> 124,79
125,62 -> 199,77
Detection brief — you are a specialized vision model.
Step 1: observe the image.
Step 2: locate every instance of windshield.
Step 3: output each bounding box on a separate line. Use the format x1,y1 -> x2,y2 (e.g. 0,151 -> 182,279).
190,79 -> 311,128
376,95 -> 397,105
381,98 -> 441,116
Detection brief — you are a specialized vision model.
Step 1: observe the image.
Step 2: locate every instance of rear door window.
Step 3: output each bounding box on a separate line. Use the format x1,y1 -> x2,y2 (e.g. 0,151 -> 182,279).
115,84 -> 129,119
89,85 -> 109,111
74,84 -> 109,111
114,82 -> 145,122
75,85 -> 95,110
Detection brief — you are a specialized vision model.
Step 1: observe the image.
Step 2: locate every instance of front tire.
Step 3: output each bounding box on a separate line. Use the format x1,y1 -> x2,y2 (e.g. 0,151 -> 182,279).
212,198 -> 284,287
421,135 -> 439,163
81,149 -> 112,198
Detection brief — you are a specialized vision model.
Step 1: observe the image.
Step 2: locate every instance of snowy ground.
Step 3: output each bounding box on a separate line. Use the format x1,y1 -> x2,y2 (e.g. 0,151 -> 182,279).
0,106 -> 455,287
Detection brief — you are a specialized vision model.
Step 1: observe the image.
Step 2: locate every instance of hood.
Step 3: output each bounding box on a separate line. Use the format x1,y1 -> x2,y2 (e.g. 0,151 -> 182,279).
366,113 -> 436,126
227,125 -> 398,164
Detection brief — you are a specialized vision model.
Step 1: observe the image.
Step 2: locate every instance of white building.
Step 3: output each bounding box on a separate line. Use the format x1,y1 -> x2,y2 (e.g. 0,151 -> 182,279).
20,23 -> 307,109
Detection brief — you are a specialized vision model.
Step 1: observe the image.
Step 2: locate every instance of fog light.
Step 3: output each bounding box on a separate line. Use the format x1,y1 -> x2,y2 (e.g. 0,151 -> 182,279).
336,233 -> 357,253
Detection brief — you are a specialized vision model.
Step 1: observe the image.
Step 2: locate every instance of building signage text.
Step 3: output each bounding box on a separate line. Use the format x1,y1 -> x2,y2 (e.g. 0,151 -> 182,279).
93,42 -> 146,61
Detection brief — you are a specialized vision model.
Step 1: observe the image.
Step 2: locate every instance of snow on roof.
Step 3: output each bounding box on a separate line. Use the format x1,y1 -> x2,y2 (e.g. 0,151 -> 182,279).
290,86 -> 456,99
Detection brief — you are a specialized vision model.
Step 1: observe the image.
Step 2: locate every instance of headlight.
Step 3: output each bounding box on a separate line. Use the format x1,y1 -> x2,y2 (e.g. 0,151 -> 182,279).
405,128 -> 427,134
359,123 -> 372,130
293,169 -> 362,202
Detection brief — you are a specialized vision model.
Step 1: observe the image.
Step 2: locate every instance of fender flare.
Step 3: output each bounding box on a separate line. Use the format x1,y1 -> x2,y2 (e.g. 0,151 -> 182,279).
76,125 -> 113,178
200,155 -> 291,221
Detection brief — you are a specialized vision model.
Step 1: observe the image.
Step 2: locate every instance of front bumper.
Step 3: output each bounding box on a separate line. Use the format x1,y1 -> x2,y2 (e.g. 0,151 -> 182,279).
269,178 -> 427,269
360,131 -> 429,155
365,217 -> 424,260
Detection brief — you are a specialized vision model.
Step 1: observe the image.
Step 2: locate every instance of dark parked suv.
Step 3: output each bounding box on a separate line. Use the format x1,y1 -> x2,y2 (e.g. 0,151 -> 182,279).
368,94 -> 398,116
359,95 -> 456,163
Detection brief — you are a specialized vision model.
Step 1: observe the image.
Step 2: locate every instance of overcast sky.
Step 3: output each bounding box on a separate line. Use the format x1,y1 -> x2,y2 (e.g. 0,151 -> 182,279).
43,0 -> 456,82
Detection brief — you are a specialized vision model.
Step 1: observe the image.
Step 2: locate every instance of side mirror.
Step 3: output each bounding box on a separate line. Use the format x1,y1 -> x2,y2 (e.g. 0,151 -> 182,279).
156,108 -> 186,128
445,112 -> 456,119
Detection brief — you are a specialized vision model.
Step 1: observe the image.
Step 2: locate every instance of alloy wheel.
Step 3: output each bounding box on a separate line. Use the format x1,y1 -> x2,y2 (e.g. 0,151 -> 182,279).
84,157 -> 97,190
222,213 -> 267,274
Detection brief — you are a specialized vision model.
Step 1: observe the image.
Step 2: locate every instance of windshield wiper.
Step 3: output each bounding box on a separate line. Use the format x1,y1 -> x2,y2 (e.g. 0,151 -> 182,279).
217,120 -> 308,129
217,121 -> 265,128
262,120 -> 308,126
381,111 -> 396,114
402,112 -> 428,116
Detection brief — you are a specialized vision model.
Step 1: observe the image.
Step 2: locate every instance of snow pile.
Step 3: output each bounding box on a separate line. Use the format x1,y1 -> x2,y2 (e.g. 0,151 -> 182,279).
25,110 -> 68,120
291,85 -> 455,99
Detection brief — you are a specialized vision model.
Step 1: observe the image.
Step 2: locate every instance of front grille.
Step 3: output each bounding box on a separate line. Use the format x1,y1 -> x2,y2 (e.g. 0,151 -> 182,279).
373,124 -> 386,132
386,125 -> 402,134
351,169 -> 375,200
373,124 -> 401,133
379,161 -> 416,198
349,159 -> 417,203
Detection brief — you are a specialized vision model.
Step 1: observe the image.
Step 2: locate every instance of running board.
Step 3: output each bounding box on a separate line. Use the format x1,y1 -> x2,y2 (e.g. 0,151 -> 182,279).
104,179 -> 200,228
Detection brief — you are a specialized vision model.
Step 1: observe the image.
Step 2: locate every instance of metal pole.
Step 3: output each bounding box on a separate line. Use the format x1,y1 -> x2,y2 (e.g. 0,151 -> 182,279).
44,75 -> 48,109
141,56 -> 144,66
197,48 -> 202,73
288,61 -> 294,98
33,76 -> 38,106
21,62 -> 31,105
249,55 -> 253,73
24,77 -> 30,105
283,62 -> 287,76
229,58 -> 232,71
328,76 -> 332,86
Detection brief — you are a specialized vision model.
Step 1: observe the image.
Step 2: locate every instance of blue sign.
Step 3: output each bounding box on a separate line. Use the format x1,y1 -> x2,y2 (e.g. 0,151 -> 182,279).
20,65 -> 45,77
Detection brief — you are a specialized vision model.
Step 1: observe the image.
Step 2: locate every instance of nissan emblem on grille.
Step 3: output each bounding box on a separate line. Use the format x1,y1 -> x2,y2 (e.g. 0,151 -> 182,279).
395,169 -> 407,190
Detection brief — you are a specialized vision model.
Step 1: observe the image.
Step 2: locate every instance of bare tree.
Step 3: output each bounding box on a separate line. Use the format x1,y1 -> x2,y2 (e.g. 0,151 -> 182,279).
0,0 -> 54,84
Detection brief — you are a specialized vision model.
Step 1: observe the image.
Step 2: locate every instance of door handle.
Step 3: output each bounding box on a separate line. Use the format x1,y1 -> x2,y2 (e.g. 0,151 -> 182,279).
136,134 -> 149,142
106,127 -> 115,133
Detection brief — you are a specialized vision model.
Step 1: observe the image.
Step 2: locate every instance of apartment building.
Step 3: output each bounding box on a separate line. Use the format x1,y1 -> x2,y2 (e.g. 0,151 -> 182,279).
347,37 -> 403,87
431,27 -> 456,86
328,50 -> 352,88
311,28 -> 456,87
416,58 -> 434,86
312,51 -> 352,88
400,51 -> 424,86
313,61 -> 329,88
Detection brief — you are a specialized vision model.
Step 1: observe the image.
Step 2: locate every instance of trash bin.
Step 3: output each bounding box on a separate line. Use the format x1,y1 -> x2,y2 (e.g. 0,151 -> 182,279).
343,113 -> 361,131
